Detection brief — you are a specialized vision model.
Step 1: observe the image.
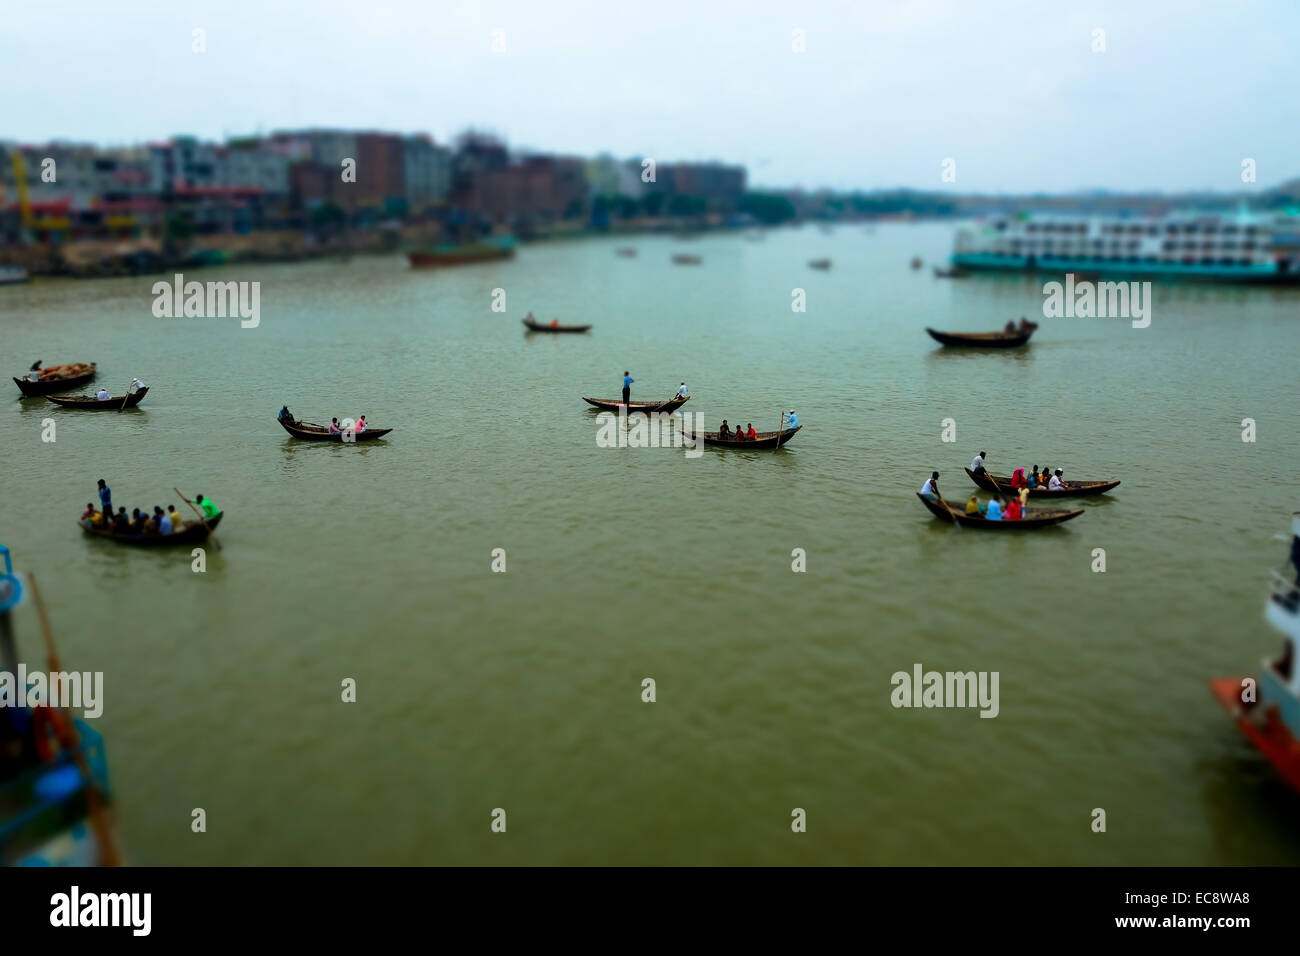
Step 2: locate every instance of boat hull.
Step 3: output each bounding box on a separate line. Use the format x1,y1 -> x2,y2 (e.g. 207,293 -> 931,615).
581,396 -> 689,415
1210,675 -> 1300,793
951,253 -> 1300,284
683,425 -> 801,450
46,387 -> 148,410
926,327 -> 1032,348
965,467 -> 1119,497
277,418 -> 392,441
916,492 -> 1082,528
523,318 -> 591,333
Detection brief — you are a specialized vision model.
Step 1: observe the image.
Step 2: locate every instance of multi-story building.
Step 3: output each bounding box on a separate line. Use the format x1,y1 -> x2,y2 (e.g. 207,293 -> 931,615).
585,155 -> 645,201
404,134 -> 452,214
671,162 -> 747,212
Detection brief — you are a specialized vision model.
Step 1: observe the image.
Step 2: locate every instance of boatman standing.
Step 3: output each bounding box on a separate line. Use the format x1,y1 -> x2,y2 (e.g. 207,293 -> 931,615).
783,409 -> 799,431
97,479 -> 112,520
187,494 -> 221,520
622,371 -> 634,408
129,377 -> 146,393
675,382 -> 689,399
971,451 -> 987,475
920,471 -> 940,499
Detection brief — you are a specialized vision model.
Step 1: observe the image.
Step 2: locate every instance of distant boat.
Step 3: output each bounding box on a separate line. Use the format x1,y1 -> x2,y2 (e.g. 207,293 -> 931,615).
408,235 -> 516,267
910,256 -> 924,270
672,254 -> 702,265
965,467 -> 1120,498
682,425 -> 801,451
808,258 -> 832,270
925,323 -> 1036,348
933,265 -> 970,279
82,511 -> 224,547
13,362 -> 97,397
46,387 -> 149,410
0,265 -> 29,285
916,492 -> 1083,529
523,317 -> 591,333
615,248 -> 638,258
582,395 -> 689,415
277,417 -> 393,441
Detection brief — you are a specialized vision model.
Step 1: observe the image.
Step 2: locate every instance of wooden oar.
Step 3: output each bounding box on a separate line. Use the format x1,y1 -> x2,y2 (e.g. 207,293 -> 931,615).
932,485 -> 962,530
174,487 -> 221,550
27,571 -> 123,866
774,412 -> 784,450
116,382 -> 131,414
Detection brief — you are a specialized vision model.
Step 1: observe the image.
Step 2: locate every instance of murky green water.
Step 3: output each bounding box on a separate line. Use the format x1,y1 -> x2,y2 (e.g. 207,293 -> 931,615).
4,223 -> 1299,864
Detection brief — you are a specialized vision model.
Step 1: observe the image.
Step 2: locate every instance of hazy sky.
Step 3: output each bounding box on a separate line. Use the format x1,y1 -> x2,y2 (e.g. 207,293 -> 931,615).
3,0 -> 1296,193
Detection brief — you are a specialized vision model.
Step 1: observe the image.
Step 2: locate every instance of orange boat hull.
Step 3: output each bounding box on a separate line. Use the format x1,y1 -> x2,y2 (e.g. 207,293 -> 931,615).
1210,676 -> 1300,792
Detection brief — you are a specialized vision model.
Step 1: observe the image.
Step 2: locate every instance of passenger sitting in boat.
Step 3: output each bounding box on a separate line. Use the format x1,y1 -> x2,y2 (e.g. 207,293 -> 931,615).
1048,468 -> 1065,491
985,496 -> 1003,520
733,419 -> 748,439
112,507 -> 128,531
96,387 -> 110,401
328,418 -> 342,434
965,495 -> 981,516
80,503 -> 97,523
676,382 -> 689,399
1029,466 -> 1040,488
167,505 -> 181,531
745,424 -> 757,440
1004,496 -> 1023,521
356,416 -> 367,433
1010,467 -> 1027,489
278,405 -> 294,424
1019,487 -> 1030,512
920,471 -> 940,499
26,361 -> 41,383
1004,320 -> 1016,334
719,420 -> 731,439
142,510 -> 158,535
550,319 -> 559,328
970,451 -> 986,475
130,509 -> 146,534
155,507 -> 171,535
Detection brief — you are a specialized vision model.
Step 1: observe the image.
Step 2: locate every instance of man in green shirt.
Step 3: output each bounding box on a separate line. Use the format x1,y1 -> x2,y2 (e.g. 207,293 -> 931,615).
189,494 -> 221,519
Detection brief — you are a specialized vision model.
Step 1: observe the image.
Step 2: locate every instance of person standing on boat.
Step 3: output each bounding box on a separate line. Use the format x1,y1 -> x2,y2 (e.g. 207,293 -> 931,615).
675,382 -> 689,399
97,479 -> 112,520
622,371 -> 634,408
783,409 -> 799,431
129,377 -> 146,393
971,451 -> 987,475
920,471 -> 940,499
188,494 -> 221,520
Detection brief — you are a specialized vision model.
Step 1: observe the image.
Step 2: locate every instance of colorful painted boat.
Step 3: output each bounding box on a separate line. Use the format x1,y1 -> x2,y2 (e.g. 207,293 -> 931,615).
408,235 -> 516,267
1210,513 -> 1300,793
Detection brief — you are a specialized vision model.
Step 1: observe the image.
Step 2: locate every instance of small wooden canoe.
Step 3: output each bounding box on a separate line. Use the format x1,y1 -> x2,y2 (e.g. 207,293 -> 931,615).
81,511 -> 223,546
926,327 -> 1034,348
683,425 -> 801,450
277,418 -> 393,441
14,363 -> 97,396
933,266 -> 970,278
809,258 -> 832,270
523,317 -> 592,333
582,395 -> 689,415
616,248 -> 638,258
916,492 -> 1082,528
672,254 -> 702,265
46,387 -> 148,410
965,467 -> 1120,498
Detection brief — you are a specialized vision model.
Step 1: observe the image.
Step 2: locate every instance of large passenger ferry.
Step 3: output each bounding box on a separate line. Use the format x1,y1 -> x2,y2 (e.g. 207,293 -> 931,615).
1210,514 -> 1300,793
951,209 -> 1300,283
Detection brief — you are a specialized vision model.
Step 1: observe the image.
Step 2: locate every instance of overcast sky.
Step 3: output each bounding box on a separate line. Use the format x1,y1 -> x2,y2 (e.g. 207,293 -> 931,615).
2,0 -> 1295,193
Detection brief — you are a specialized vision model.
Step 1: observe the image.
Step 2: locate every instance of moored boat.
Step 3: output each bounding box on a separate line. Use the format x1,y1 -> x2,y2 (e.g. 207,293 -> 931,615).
408,235 -> 516,267
809,258 -> 832,270
14,362 -> 97,397
671,254 -> 702,265
581,395 -> 689,415
616,248 -> 638,258
682,425 -> 801,450
45,388 -> 149,410
925,326 -> 1035,348
1210,513 -> 1300,793
523,317 -> 592,333
964,467 -> 1119,497
933,265 -> 970,278
916,492 -> 1082,528
277,417 -> 393,441
81,511 -> 223,546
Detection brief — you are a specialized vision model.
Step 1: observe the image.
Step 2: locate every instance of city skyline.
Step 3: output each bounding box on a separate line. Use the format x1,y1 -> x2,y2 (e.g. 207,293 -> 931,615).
5,0 -> 1298,194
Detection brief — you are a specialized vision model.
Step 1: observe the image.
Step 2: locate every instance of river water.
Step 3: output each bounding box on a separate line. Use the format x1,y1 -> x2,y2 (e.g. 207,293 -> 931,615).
3,222 -> 1299,864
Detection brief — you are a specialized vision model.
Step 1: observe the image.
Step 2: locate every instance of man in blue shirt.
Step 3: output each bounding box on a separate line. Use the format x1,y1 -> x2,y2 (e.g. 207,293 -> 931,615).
985,496 -> 1003,520
622,371 -> 634,408
783,409 -> 799,431
97,479 -> 112,520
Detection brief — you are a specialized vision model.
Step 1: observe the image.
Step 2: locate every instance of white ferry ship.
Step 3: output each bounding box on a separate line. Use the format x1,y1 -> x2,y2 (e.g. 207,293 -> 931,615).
951,209 -> 1300,283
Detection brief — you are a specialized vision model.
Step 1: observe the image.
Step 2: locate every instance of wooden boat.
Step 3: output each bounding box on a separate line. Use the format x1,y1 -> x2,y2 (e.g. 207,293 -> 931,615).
925,326 -> 1034,348
916,492 -> 1082,528
13,362 -> 96,396
523,317 -> 592,333
408,236 -> 516,267
682,425 -> 801,450
615,248 -> 638,258
933,266 -> 970,279
910,256 -> 923,270
809,258 -> 832,270
81,511 -> 223,546
581,395 -> 689,415
277,418 -> 392,441
45,387 -> 148,410
671,254 -> 702,265
964,467 -> 1119,498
